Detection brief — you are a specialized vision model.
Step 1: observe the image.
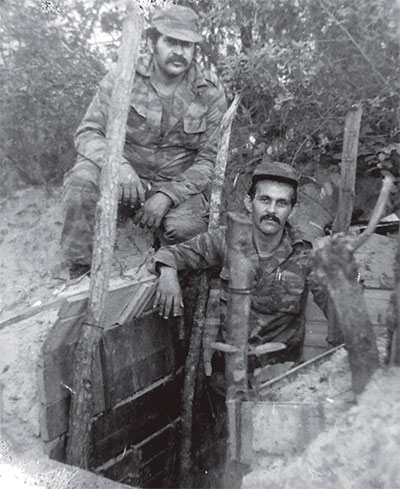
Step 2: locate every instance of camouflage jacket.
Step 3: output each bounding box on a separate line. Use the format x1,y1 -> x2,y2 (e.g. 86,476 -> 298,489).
153,226 -> 329,350
74,54 -> 227,206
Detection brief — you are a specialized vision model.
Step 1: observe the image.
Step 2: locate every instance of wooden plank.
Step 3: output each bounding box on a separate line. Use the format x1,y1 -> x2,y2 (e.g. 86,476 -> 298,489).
117,280 -> 157,324
355,234 -> 397,289
43,434 -> 66,462
240,401 -> 326,463
103,314 -> 178,405
364,288 -> 392,326
40,311 -> 179,442
40,394 -> 70,441
42,316 -> 83,358
109,348 -> 175,405
89,377 -> 181,467
302,345 -> 329,362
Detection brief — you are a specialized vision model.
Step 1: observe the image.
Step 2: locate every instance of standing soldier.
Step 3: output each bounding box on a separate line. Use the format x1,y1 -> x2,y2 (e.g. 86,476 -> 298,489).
61,5 -> 226,278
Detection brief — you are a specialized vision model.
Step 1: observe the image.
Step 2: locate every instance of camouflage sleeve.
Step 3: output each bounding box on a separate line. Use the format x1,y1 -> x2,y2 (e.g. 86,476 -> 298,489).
151,227 -> 226,273
74,68 -> 127,169
157,79 -> 227,205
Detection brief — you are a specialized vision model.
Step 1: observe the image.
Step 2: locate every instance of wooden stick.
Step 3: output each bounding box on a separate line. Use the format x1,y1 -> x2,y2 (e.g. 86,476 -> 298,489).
350,174 -> 394,251
65,2 -> 143,468
209,93 -> 242,229
178,95 -> 241,488
332,104 -> 362,234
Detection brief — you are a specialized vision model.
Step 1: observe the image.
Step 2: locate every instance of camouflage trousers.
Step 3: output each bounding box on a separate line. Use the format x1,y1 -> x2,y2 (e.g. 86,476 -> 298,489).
61,161 -> 209,266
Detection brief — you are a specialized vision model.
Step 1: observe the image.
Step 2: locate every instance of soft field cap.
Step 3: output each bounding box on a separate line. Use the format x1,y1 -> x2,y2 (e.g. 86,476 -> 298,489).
252,161 -> 299,187
150,5 -> 203,43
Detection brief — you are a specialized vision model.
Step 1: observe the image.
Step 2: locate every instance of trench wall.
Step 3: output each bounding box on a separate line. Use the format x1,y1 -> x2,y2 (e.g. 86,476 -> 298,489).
38,276 -> 184,488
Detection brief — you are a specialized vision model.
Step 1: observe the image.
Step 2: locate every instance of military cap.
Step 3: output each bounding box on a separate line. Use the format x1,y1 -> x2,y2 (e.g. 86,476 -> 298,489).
251,161 -> 299,188
150,5 -> 203,43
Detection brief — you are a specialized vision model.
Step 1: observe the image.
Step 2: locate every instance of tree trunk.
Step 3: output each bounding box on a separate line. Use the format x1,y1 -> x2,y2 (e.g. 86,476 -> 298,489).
65,2 -> 143,468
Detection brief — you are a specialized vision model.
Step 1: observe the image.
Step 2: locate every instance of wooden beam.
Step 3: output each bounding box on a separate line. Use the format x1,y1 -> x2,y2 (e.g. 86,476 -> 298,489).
66,2 -> 144,468
332,104 -> 362,234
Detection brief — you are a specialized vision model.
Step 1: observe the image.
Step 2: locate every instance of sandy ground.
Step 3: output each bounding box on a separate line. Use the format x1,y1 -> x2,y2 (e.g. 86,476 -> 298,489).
243,365 -> 400,489
0,186 -> 399,489
0,186 -> 150,488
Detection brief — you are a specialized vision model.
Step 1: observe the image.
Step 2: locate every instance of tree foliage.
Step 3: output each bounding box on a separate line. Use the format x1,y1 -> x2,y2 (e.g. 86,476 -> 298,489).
0,0 -> 106,185
195,0 -> 399,182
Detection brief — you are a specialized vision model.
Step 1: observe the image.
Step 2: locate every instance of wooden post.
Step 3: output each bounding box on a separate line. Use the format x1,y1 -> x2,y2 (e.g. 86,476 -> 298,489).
178,95 -> 241,488
332,104 -> 362,234
65,2 -> 143,468
328,104 -> 362,346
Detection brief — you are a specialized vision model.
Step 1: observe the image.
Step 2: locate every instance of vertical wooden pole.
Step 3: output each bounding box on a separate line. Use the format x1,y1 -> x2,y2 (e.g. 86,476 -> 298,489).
66,1 -> 143,468
328,104 -> 362,346
178,95 -> 241,488
332,104 -> 363,234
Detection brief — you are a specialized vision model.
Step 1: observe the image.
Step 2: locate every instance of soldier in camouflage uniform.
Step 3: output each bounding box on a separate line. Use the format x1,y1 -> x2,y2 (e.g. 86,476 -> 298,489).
61,5 -> 227,277
152,161 -> 330,366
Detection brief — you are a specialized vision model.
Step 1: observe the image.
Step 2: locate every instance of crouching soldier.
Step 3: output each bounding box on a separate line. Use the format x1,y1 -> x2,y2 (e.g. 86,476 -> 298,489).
152,161 -> 331,370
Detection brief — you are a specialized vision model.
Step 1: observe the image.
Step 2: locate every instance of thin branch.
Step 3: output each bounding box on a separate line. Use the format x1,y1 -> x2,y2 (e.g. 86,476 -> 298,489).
351,174 -> 394,251
319,0 -> 387,85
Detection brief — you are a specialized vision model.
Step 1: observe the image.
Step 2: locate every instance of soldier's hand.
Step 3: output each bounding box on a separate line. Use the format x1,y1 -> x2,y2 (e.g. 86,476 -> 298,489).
133,192 -> 172,230
118,163 -> 145,207
154,266 -> 183,319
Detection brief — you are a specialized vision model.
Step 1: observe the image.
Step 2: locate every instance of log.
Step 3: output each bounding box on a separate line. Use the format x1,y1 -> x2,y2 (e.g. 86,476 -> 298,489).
66,2 -> 144,468
178,95 -> 241,488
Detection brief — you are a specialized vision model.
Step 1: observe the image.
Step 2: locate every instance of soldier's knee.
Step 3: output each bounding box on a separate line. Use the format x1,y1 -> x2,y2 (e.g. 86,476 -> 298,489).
63,168 -> 99,210
163,215 -> 208,243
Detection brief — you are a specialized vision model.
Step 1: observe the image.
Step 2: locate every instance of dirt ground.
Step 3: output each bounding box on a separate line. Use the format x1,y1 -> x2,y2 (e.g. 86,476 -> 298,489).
0,186 -> 399,489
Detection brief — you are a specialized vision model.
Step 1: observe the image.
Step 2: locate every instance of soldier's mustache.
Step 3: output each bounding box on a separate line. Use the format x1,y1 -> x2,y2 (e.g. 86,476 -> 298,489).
167,55 -> 188,66
260,213 -> 280,224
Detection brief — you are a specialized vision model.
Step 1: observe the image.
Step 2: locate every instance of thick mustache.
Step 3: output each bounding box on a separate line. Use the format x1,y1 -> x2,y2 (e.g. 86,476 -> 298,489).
260,213 -> 280,224
167,55 -> 188,66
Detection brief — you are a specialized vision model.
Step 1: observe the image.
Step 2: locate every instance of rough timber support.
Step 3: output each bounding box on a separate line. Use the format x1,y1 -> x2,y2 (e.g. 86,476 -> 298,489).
66,3 -> 144,468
